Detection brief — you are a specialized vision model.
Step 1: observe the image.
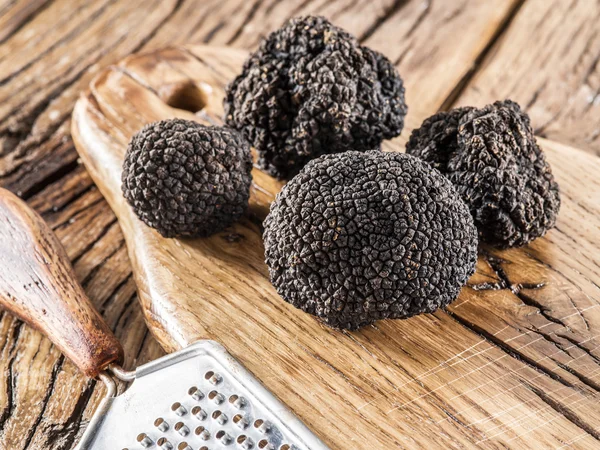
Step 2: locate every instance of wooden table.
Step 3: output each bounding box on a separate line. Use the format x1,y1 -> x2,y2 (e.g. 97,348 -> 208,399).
0,1 -> 599,448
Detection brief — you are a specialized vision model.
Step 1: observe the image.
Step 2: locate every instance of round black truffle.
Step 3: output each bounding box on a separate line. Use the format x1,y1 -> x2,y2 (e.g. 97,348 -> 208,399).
406,100 -> 560,248
263,151 -> 478,330
224,15 -> 407,179
122,118 -> 252,238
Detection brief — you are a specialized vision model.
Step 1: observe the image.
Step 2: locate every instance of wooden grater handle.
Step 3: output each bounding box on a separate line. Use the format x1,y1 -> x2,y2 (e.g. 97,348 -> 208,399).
0,188 -> 123,378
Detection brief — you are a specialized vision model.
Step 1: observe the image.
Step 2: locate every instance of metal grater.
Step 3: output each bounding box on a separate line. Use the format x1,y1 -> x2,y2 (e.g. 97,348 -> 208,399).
77,341 -> 327,450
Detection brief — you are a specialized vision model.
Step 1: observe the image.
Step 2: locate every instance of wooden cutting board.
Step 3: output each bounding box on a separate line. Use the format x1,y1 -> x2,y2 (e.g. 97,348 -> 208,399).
71,46 -> 600,449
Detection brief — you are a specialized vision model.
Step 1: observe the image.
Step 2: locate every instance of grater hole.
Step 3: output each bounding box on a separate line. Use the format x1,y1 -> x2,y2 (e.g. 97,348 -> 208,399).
209,390 -> 225,404
157,437 -> 174,449
212,410 -> 228,424
205,370 -> 223,385
155,417 -> 169,432
192,405 -> 207,420
238,434 -> 255,449
174,421 -> 190,436
258,440 -> 271,449
171,402 -> 187,416
216,430 -> 233,445
188,386 -> 204,400
177,443 -> 191,450
195,426 -> 211,441
230,394 -> 247,409
254,419 -> 271,434
233,413 -> 249,429
137,433 -> 154,448
280,446 -> 290,450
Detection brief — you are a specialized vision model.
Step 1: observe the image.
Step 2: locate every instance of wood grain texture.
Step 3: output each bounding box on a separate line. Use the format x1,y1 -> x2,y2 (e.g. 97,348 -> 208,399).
455,0 -> 600,156
0,0 -> 599,448
0,187 -> 123,378
71,45 -> 600,449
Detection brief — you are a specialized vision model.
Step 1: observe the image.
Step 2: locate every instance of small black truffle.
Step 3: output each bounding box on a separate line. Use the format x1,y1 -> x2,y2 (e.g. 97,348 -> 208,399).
263,151 -> 478,330
224,15 -> 407,179
406,100 -> 560,248
122,119 -> 252,238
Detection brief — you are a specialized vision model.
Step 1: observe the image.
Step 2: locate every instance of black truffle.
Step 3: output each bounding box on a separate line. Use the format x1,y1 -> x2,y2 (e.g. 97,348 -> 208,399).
263,151 -> 478,330
224,15 -> 407,179
406,100 -> 560,248
122,118 -> 252,238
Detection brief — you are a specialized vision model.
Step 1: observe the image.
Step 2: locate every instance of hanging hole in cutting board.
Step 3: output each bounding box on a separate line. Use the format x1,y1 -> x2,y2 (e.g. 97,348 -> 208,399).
159,80 -> 209,113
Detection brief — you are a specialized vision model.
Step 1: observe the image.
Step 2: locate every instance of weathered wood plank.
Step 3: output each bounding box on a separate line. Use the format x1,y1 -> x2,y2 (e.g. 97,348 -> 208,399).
0,0 -> 50,43
455,0 -> 600,156
363,0 -> 524,131
142,0 -> 404,51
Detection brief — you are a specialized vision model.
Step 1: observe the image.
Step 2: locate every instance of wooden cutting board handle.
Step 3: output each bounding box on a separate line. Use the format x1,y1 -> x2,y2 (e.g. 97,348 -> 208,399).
0,187 -> 124,378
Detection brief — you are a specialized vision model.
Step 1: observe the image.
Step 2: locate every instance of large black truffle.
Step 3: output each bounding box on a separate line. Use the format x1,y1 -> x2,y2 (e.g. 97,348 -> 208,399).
122,118 -> 252,238
406,100 -> 560,248
224,15 -> 407,179
263,151 -> 478,330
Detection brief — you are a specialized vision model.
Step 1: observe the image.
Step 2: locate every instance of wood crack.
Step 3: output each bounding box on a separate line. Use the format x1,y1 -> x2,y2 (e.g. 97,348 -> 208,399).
0,320 -> 24,432
97,272 -> 134,314
129,0 -> 185,54
78,237 -> 126,288
43,379 -> 96,450
518,291 -> 565,328
0,41 -> 109,165
226,0 -> 264,45
358,0 -> 409,43
39,183 -> 96,219
0,0 -> 117,87
404,0 -> 432,39
556,333 -> 600,366
440,0 -> 527,111
524,382 -> 600,441
552,360 -> 600,393
476,252 -> 567,329
0,0 -> 54,45
19,160 -> 80,201
22,355 -> 65,449
50,195 -> 106,232
524,326 -> 575,358
445,310 -> 578,392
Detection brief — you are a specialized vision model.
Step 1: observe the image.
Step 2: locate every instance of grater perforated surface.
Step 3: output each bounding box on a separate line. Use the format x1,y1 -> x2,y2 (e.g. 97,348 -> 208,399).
75,341 -> 328,450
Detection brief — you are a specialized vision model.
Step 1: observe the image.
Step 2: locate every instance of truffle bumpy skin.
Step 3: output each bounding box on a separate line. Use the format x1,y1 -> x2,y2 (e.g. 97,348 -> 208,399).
263,151 -> 478,330
224,15 -> 407,179
406,100 -> 560,248
122,119 -> 253,238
